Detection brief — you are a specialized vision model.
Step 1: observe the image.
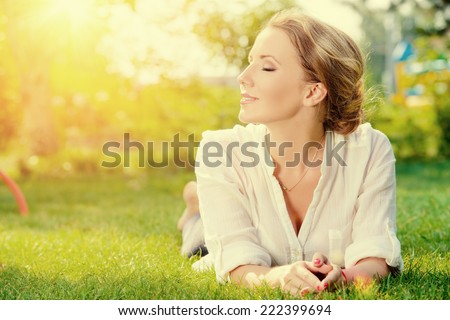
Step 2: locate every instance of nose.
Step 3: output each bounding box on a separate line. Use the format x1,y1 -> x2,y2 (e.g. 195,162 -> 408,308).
237,65 -> 253,88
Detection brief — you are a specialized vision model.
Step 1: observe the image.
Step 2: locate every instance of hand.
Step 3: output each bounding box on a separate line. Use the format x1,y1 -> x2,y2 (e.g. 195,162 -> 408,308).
311,252 -> 345,291
263,259 -> 333,296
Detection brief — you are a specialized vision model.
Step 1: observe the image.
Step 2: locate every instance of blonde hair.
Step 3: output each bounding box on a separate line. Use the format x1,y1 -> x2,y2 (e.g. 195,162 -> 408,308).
266,8 -> 365,135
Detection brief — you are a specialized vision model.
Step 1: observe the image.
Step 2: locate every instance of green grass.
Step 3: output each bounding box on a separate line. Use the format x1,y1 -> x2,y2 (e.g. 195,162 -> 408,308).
0,162 -> 449,300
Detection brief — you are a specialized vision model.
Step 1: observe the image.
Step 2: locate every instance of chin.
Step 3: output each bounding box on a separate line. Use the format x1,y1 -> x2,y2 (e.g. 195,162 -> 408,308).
239,111 -> 273,126
238,111 -> 257,124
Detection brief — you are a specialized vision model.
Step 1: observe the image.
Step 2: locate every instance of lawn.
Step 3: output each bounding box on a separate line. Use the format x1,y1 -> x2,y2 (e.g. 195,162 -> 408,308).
0,162 -> 449,300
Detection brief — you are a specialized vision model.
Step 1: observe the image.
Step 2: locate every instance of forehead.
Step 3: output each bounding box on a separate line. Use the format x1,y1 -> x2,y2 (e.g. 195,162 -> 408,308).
249,27 -> 299,63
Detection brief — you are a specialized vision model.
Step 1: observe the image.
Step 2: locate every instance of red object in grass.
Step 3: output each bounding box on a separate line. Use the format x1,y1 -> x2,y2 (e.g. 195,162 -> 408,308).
0,171 -> 29,216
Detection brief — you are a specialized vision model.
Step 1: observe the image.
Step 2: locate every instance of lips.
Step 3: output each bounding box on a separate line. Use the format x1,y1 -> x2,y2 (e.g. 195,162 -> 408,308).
240,92 -> 259,104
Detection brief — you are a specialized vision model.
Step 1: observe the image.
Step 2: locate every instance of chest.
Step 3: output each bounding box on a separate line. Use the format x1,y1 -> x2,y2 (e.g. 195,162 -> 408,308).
280,167 -> 322,235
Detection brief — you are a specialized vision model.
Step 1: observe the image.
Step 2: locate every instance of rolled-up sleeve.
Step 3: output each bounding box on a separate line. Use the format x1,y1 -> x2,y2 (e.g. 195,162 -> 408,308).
345,133 -> 403,271
195,131 -> 272,282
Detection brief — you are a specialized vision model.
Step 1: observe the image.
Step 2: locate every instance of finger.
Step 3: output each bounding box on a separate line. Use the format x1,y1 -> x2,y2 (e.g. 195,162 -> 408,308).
304,261 -> 333,275
283,278 -> 311,296
303,263 -> 333,291
302,261 -> 333,283
284,281 -> 315,298
293,263 -> 322,289
312,252 -> 328,267
300,286 -> 313,298
321,264 -> 342,289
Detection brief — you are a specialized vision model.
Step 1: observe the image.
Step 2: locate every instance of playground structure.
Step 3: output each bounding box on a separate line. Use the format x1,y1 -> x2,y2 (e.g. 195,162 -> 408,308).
0,171 -> 29,216
391,40 -> 449,107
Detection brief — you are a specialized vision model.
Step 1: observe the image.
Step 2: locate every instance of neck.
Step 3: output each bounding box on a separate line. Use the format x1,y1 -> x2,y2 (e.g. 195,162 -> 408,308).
265,120 -> 325,168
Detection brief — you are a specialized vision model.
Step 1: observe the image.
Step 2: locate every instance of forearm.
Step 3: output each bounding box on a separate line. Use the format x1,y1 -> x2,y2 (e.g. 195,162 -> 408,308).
230,264 -> 272,287
342,257 -> 389,283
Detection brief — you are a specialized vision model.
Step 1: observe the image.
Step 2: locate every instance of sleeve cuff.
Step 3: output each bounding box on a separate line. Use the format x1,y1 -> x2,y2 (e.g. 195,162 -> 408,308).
345,234 -> 403,270
207,238 -> 272,283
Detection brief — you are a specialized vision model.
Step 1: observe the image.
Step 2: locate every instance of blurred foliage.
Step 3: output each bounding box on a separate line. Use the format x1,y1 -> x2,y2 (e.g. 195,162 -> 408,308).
434,82 -> 450,158
405,0 -> 450,159
0,0 -> 110,156
411,0 -> 450,37
347,0 -> 449,160
372,102 -> 441,160
189,0 -> 297,70
342,0 -> 450,84
340,0 -> 387,86
0,0 -> 275,177
371,68 -> 449,161
5,78 -> 240,178
0,28 -> 20,152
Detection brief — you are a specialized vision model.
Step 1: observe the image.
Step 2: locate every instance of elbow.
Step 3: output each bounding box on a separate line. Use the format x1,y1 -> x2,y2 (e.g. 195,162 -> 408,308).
351,257 -> 390,282
229,265 -> 245,284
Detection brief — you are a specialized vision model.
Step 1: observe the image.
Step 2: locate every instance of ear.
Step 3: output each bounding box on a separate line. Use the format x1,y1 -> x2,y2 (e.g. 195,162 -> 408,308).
303,83 -> 327,108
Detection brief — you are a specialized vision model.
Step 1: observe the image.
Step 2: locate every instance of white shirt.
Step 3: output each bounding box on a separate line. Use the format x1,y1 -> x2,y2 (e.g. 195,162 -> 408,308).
194,122 -> 403,282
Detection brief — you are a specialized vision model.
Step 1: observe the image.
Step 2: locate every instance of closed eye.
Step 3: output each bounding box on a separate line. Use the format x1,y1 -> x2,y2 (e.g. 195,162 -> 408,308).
262,68 -> 276,72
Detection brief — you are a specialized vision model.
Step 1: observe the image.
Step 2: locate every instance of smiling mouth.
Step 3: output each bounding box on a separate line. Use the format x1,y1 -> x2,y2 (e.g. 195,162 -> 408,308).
240,93 -> 259,104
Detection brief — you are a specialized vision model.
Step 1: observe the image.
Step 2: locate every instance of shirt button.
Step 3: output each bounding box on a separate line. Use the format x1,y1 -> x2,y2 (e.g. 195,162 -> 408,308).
290,249 -> 303,262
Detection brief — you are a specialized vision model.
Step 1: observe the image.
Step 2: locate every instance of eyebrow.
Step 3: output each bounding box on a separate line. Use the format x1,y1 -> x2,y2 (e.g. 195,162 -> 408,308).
248,54 -> 281,65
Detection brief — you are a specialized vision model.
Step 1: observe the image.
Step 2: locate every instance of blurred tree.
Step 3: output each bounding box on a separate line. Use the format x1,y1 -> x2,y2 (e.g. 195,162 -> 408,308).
412,0 -> 450,37
349,0 -> 449,159
0,70 -> 20,152
96,1 -> 175,88
1,0 -> 59,156
343,0 -> 449,36
0,0 -> 111,156
434,78 -> 450,158
339,0 -> 387,87
400,0 -> 450,158
188,0 -> 298,71
342,0 -> 449,83
0,13 -> 20,152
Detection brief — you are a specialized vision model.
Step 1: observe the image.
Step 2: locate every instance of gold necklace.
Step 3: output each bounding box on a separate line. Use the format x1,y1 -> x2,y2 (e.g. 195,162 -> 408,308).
276,137 -> 324,192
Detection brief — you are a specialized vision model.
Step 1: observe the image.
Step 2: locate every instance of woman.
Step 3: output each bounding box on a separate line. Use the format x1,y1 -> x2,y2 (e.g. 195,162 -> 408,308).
178,8 -> 403,296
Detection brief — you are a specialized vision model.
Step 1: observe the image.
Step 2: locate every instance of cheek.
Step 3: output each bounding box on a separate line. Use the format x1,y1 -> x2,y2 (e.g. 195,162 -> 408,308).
260,73 -> 302,107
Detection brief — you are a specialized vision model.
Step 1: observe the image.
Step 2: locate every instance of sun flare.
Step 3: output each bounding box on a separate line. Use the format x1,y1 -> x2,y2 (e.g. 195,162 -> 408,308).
49,0 -> 95,26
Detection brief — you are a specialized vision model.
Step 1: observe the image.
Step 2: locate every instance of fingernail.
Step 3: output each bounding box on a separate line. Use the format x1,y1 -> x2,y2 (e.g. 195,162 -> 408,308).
313,258 -> 321,265
324,282 -> 329,289
316,285 -> 322,291
301,289 -> 309,296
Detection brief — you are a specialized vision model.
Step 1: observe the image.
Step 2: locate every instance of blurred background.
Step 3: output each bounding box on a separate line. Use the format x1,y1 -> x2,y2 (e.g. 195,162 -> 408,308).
0,0 -> 449,178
